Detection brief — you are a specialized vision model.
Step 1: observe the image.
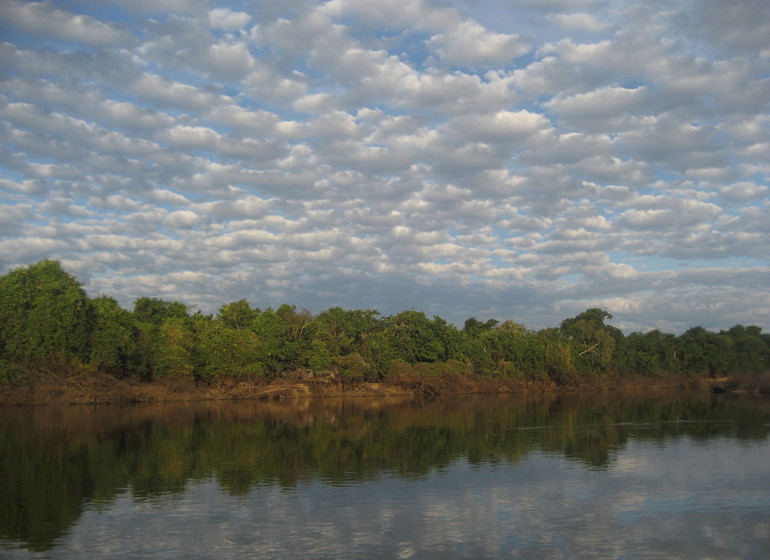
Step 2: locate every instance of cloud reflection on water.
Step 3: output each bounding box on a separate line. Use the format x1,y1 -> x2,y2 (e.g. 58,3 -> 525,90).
48,440 -> 770,560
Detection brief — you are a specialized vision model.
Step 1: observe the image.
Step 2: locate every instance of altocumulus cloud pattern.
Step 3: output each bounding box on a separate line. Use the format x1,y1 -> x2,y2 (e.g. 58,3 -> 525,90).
0,0 -> 768,333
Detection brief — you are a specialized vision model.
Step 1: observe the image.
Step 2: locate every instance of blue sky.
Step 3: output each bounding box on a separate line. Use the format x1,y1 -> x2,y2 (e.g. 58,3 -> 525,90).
1,0 -> 768,333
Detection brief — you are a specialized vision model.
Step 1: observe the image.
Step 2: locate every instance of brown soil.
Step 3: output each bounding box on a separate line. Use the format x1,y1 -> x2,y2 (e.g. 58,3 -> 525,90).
0,371 -> 728,407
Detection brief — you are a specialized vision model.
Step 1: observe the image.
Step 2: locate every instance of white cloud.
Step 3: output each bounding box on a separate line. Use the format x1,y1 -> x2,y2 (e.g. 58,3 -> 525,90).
159,125 -> 223,148
428,20 -> 530,67
0,0 -> 768,333
548,12 -> 611,33
321,0 -> 461,32
131,73 -> 232,110
203,40 -> 257,81
0,0 -> 133,46
546,86 -> 648,127
719,182 -> 769,202
207,8 -> 251,31
447,110 -> 552,143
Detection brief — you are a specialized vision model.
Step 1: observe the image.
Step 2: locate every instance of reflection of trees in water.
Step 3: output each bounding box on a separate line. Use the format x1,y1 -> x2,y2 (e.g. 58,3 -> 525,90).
1,392 -> 769,551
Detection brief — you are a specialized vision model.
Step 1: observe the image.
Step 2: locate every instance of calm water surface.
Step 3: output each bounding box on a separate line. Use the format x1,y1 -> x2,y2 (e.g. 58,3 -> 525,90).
1,391 -> 769,559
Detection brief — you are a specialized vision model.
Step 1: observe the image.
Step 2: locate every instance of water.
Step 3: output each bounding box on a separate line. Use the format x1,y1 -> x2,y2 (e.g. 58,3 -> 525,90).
1,391 -> 769,559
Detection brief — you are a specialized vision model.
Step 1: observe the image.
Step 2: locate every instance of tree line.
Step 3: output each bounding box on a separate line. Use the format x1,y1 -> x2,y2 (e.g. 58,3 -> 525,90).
1,259 -> 768,384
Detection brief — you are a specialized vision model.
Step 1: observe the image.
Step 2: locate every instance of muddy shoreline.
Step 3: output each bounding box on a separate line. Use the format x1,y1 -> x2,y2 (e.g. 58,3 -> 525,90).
0,372 -> 737,406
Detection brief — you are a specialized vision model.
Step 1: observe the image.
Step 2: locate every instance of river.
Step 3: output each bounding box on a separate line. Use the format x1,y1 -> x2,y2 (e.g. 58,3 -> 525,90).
1,390 -> 769,559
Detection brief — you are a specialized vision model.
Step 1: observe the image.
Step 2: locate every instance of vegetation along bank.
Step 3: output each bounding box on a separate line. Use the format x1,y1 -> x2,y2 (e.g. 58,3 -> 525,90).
1,260 -> 768,405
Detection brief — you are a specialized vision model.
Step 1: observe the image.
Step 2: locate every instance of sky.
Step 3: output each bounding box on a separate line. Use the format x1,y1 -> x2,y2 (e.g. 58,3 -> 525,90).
0,0 -> 768,334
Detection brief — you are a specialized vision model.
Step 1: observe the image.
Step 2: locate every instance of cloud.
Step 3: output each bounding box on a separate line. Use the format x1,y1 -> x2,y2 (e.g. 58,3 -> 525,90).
321,0 -> 461,32
546,86 -> 649,131
131,73 -> 232,110
0,0 -> 767,333
617,198 -> 722,230
719,182 -> 769,202
548,12 -> 612,33
207,8 -> 251,31
446,110 -> 551,143
0,0 -> 134,46
686,0 -> 770,54
428,20 -> 530,67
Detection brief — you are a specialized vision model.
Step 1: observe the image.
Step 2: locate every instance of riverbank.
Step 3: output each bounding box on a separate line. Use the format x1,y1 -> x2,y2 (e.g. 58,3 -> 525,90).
0,371 -> 747,406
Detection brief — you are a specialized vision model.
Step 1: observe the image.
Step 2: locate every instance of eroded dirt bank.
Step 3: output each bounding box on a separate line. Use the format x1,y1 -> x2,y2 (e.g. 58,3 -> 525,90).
0,372 -> 734,406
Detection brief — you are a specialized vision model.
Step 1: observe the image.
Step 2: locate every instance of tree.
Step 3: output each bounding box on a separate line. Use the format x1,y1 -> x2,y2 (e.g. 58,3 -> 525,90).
191,317 -> 265,380
305,307 -> 382,378
618,330 -> 674,375
89,296 -> 139,376
460,317 -> 499,375
332,353 -> 367,387
0,260 -> 94,374
560,308 -> 623,375
249,305 -> 312,376
382,310 -> 446,363
130,297 -> 192,380
132,297 -> 189,325
536,327 -> 577,382
308,307 -> 380,357
675,326 -> 733,377
720,325 -> 770,374
153,317 -> 196,378
487,321 -> 545,379
216,300 -> 259,330
462,317 -> 499,337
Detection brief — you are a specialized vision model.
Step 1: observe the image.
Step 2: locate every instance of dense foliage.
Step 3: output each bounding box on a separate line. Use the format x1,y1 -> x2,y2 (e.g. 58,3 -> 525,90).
1,260 -> 769,384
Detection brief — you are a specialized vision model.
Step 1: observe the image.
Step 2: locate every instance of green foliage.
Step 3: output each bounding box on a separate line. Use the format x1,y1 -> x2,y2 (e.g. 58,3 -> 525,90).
0,260 -> 93,374
618,330 -> 677,376
537,328 -> 577,382
90,296 -> 140,376
308,307 -> 380,357
463,317 -> 499,337
304,308 -> 384,380
332,353 -> 367,384
154,317 -> 196,378
2,260 -> 769,384
133,297 -> 189,325
216,299 -> 259,329
719,325 -> 770,374
560,308 -> 624,375
382,310 -> 462,364
675,326 -> 734,377
249,305 -> 312,377
193,318 -> 265,379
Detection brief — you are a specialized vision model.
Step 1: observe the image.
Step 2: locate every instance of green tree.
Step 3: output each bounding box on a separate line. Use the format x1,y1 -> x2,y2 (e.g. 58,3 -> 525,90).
217,299 -> 259,330
132,297 -> 189,325
308,307 -> 380,357
560,308 -> 623,375
720,325 -> 770,374
476,321 -> 546,379
462,317 -> 499,337
536,327 -> 578,382
192,317 -> 264,380
618,330 -> 677,375
382,310 -> 445,363
153,317 -> 196,378
305,307 -> 382,378
675,326 -> 733,377
460,317 -> 499,375
89,296 -> 139,376
0,260 -> 94,376
332,353 -> 367,387
250,305 -> 312,376
130,297 -> 191,380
